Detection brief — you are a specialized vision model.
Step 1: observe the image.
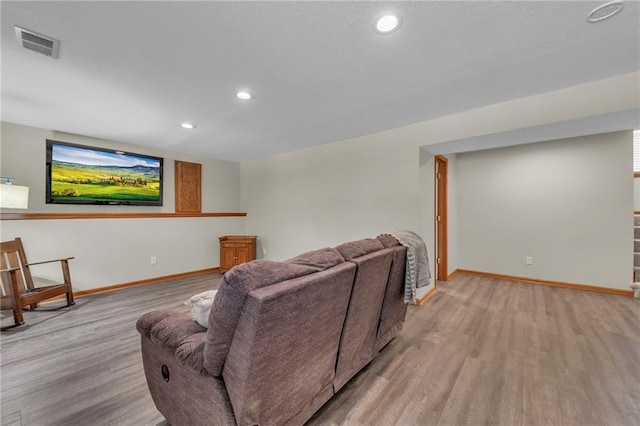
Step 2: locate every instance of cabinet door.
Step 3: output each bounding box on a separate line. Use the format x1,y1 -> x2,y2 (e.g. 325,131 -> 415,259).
175,161 -> 202,213
236,246 -> 250,265
221,246 -> 237,270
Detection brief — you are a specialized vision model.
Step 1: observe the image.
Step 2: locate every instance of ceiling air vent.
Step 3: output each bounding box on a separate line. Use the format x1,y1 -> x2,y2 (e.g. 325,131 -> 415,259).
14,26 -> 59,58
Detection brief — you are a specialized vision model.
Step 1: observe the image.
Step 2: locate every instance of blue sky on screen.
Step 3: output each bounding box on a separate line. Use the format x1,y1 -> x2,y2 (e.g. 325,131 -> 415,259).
52,144 -> 160,168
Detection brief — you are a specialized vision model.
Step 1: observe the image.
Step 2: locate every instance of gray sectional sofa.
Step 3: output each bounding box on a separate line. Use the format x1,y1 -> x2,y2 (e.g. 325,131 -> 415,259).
137,235 -> 408,425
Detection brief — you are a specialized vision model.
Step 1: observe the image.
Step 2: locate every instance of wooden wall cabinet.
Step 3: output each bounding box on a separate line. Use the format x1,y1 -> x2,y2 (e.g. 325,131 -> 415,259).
175,161 -> 202,213
219,235 -> 257,273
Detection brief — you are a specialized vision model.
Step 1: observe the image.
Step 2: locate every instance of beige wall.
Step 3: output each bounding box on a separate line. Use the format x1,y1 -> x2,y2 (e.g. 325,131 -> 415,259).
0,122 -> 245,291
456,132 -> 633,289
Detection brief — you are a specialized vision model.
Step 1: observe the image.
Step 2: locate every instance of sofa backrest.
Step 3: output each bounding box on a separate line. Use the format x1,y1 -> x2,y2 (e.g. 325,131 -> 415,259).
221,254 -> 356,426
203,247 -> 346,376
333,238 -> 393,391
375,235 -> 408,351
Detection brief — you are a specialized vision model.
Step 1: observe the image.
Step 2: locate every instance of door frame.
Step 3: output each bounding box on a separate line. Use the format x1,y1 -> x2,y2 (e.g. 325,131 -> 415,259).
435,155 -> 448,281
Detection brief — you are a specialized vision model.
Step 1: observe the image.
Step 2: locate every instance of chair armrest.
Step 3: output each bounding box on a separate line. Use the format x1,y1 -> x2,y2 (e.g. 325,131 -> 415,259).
25,257 -> 75,267
1,267 -> 22,300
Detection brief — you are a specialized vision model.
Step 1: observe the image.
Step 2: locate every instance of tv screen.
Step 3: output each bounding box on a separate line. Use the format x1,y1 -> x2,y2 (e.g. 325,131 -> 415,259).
46,140 -> 163,206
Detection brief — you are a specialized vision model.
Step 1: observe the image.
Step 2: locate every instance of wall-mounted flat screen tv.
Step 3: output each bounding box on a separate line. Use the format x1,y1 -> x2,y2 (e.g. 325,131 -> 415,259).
46,139 -> 163,206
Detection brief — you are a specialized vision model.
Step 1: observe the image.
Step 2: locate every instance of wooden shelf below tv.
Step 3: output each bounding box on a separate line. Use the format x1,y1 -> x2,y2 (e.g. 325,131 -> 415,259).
0,212 -> 247,220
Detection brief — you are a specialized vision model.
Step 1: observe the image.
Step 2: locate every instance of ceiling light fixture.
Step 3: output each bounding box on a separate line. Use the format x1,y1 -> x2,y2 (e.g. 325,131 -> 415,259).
587,1 -> 624,22
181,122 -> 196,129
236,91 -> 252,100
374,14 -> 402,34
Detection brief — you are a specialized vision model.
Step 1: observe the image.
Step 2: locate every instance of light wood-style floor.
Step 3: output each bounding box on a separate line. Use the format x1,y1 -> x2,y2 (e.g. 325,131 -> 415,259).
1,273 -> 639,425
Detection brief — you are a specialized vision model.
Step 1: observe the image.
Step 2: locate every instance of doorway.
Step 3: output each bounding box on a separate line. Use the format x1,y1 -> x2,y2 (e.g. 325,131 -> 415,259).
435,155 -> 448,281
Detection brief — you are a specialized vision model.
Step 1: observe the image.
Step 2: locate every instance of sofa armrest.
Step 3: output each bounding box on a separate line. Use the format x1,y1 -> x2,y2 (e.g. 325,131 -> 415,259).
136,310 -> 178,338
137,310 -> 205,350
137,310 -> 209,375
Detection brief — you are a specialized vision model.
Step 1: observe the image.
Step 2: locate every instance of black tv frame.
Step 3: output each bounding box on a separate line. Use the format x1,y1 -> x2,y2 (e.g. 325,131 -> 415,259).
46,139 -> 164,206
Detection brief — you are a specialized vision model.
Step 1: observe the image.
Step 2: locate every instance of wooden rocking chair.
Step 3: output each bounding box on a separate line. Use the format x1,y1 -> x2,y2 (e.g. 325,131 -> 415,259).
0,237 -> 75,327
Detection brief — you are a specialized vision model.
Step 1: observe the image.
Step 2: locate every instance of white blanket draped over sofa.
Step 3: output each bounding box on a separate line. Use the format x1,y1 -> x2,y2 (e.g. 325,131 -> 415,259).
384,231 -> 431,303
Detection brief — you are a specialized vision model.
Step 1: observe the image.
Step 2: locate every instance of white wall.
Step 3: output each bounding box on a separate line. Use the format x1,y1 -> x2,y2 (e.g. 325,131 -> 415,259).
0,122 -> 245,291
241,132 -> 422,258
1,72 -> 637,293
241,73 -> 638,296
456,132 -> 633,290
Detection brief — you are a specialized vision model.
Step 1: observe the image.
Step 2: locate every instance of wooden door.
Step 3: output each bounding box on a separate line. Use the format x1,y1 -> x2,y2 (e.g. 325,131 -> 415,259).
435,155 -> 448,281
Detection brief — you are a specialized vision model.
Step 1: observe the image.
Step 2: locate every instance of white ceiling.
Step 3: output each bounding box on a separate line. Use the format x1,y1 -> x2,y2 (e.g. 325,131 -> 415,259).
2,1 -> 639,162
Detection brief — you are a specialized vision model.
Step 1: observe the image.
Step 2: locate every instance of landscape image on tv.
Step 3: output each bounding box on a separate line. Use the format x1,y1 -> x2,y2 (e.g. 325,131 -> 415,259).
46,140 -> 163,205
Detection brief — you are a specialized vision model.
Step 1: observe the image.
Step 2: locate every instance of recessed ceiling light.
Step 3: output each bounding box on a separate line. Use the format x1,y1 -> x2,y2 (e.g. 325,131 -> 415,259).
587,1 -> 624,22
180,122 -> 196,129
237,91 -> 252,100
374,14 -> 402,34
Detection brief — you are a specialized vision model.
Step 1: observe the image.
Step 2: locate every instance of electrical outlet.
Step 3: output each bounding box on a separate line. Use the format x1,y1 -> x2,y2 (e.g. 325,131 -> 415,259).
525,256 -> 533,265
262,247 -> 267,256
150,256 -> 157,265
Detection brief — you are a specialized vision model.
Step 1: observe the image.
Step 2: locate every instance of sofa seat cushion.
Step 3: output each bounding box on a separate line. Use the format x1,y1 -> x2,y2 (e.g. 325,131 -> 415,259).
136,310 -> 209,375
335,238 -> 384,260
204,249 -> 346,376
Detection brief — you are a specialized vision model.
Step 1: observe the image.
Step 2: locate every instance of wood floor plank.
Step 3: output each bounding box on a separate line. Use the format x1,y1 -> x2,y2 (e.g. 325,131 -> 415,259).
522,378 -> 562,426
397,332 -> 470,418
529,283 -> 548,326
598,404 -> 640,426
2,272 -> 639,426
577,332 -> 639,416
600,293 -> 640,342
1,410 -> 21,426
543,285 -> 563,317
557,369 -> 607,425
591,322 -> 640,411
483,350 -> 524,426
523,323 -> 558,383
436,356 -> 494,425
